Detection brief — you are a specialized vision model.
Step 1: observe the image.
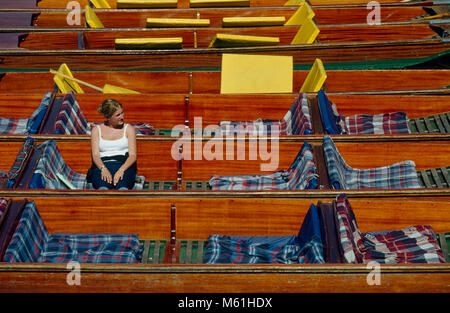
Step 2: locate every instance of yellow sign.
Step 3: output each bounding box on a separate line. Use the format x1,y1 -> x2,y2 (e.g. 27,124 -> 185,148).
220,54 -> 293,94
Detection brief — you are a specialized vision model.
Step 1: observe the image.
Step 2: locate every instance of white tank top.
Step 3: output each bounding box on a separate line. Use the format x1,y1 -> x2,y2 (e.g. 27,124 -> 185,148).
98,124 -> 129,158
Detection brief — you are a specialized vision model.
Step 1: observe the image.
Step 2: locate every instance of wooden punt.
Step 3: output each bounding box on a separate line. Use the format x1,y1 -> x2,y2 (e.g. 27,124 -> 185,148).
0,137 -> 448,193
0,194 -> 448,292
6,0 -> 440,9
1,93 -> 449,137
0,5 -> 444,28
0,23 -> 448,70
1,69 -> 449,94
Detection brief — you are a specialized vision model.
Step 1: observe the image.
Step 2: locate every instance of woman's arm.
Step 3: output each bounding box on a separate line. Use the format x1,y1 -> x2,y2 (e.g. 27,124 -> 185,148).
91,126 -> 112,183
118,125 -> 137,172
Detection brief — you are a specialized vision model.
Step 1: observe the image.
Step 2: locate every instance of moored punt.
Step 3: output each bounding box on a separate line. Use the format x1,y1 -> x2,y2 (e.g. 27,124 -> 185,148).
0,23 -> 448,70
0,194 -> 448,292
0,5 -> 445,28
1,69 -> 449,94
0,136 -> 448,192
3,0 -> 440,9
1,92 -> 449,137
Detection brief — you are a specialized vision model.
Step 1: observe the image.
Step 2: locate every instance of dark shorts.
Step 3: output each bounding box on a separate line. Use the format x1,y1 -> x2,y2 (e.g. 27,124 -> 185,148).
88,156 -> 137,190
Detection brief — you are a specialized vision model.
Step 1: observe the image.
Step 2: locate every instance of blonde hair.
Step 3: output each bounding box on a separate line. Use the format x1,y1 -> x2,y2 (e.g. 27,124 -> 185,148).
97,99 -> 122,118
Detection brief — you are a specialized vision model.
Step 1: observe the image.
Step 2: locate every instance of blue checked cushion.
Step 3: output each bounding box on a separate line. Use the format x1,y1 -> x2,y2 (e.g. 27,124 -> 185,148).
0,92 -> 51,135
323,135 -> 421,190
30,140 -> 145,190
318,90 -> 410,135
203,234 -> 324,264
208,142 -> 318,190
218,93 -> 312,136
3,201 -> 142,263
53,92 -> 153,136
8,137 -> 34,182
335,194 -> 445,264
204,203 -> 325,264
342,112 -> 410,135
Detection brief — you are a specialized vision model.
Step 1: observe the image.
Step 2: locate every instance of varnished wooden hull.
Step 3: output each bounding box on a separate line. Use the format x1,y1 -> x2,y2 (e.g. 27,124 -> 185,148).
10,0 -> 437,9
1,6 -> 437,28
1,39 -> 448,70
0,137 -> 448,192
1,69 -> 450,94
0,195 -> 449,292
1,93 -> 449,133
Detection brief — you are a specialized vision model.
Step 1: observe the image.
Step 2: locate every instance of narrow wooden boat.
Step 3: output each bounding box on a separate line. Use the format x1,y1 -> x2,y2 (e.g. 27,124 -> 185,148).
0,194 -> 448,292
0,5 -> 444,28
1,93 -> 449,137
0,136 -> 448,193
3,0 -> 439,9
0,22 -> 448,70
1,69 -> 449,94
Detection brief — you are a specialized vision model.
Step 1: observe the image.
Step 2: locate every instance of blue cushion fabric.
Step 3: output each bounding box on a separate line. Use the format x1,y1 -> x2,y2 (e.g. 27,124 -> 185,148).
335,194 -> 445,264
3,201 -> 142,263
218,93 -> 313,136
53,92 -> 153,136
322,135 -> 422,190
29,140 -> 145,190
203,203 -> 325,264
0,92 -> 51,135
208,142 -> 318,190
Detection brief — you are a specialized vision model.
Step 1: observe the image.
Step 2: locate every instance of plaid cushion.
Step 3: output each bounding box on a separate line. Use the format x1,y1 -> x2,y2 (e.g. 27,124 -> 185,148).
204,202 -> 326,264
335,194 -> 445,264
8,137 -> 34,181
0,198 -> 8,222
32,140 -> 145,190
40,233 -> 141,263
54,92 -> 90,135
208,142 -> 318,190
3,201 -> 142,264
343,112 -> 410,135
319,91 -> 410,135
323,135 -> 422,190
0,92 -> 51,135
3,201 -> 49,263
53,92 -> 153,136
218,93 -> 312,136
33,140 -> 88,190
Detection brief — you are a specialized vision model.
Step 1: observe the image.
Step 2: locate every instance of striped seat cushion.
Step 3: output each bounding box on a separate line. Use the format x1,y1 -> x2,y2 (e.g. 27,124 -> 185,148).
3,201 -> 142,264
208,142 -> 318,190
53,92 -> 153,136
318,90 -> 410,135
204,203 -> 325,264
323,135 -> 421,190
218,93 -> 312,136
31,140 -> 145,190
0,92 -> 52,135
335,194 -> 445,264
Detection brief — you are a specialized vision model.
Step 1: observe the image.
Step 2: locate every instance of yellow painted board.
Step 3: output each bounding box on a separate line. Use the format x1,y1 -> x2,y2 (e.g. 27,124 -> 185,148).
190,0 -> 249,7
290,17 -> 319,44
209,33 -> 279,48
85,5 -> 104,28
117,0 -> 178,8
284,3 -> 315,25
222,16 -> 286,27
284,0 -> 305,5
115,37 -> 183,49
146,18 -> 210,27
53,63 -> 84,94
220,54 -> 293,94
90,0 -> 111,8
